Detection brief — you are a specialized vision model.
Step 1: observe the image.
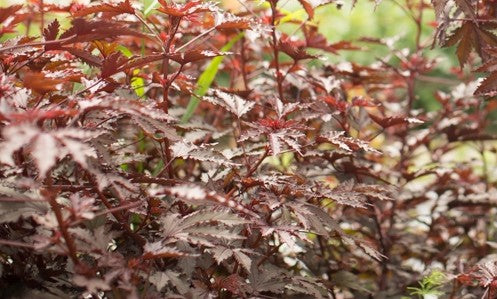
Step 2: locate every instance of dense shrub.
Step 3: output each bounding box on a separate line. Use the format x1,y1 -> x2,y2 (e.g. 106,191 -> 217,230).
1,0 -> 497,298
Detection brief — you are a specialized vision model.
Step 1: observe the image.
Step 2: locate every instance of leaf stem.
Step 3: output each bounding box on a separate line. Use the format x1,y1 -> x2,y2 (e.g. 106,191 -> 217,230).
176,27 -> 216,52
0,35 -> 76,53
44,177 -> 80,266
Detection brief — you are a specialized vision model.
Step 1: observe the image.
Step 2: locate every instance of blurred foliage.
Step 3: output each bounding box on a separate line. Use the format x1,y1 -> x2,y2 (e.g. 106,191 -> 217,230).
0,0 -> 473,111
219,0 -> 461,111
278,0 -> 460,111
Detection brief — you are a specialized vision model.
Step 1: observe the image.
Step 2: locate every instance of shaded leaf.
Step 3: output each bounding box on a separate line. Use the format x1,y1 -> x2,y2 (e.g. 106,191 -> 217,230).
72,0 -> 135,17
31,134 -> 59,178
169,50 -> 231,65
475,72 -> 497,96
101,52 -> 128,78
317,131 -> 381,154
444,22 -> 497,66
23,72 -> 64,94
143,242 -> 188,259
233,250 -> 252,273
203,89 -> 255,118
43,19 -> 60,42
157,0 -> 213,17
171,141 -> 236,166
368,113 -> 423,128
0,5 -> 22,24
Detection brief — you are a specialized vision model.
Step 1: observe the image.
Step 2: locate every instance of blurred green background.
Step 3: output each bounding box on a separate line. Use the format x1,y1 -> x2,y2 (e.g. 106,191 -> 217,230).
275,0 -> 458,111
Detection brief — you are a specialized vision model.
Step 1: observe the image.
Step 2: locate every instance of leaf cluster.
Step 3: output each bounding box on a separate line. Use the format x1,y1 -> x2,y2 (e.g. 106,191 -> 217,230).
0,0 -> 497,298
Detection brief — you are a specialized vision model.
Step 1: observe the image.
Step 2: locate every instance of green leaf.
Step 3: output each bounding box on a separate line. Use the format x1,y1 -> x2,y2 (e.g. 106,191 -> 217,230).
117,45 -> 133,58
117,45 -> 145,98
131,69 -> 145,97
180,32 -> 244,123
143,0 -> 159,16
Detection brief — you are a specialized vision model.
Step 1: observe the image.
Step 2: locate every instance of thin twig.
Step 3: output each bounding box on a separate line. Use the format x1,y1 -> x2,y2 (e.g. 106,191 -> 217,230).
0,239 -> 36,249
0,35 -> 76,53
176,27 -> 216,52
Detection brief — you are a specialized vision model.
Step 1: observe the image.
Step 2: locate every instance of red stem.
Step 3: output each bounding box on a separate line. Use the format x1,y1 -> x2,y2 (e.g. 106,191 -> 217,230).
44,177 -> 80,266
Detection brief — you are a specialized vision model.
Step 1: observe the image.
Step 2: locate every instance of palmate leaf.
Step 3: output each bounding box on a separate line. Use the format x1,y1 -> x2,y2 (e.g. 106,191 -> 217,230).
0,124 -> 102,177
278,39 -> 317,61
180,209 -> 250,227
100,52 -> 128,79
43,19 -> 59,42
271,97 -> 302,119
242,119 -> 308,156
317,131 -> 381,154
64,47 -> 103,67
0,124 -> 38,167
300,205 -> 384,262
298,203 -> 340,234
143,241 -> 189,259
155,210 -> 248,248
233,249 -> 252,272
1,0 -> 485,295
0,5 -> 24,37
59,19 -> 146,45
169,50 -> 232,65
353,183 -> 396,201
444,21 -> 497,66
23,72 -> 65,94
475,72 -> 497,96
287,276 -> 329,298
31,133 -> 59,178
318,182 -> 369,208
149,270 -> 189,294
184,226 -> 244,241
285,202 -> 319,232
155,184 -> 256,216
356,240 -> 385,261
317,180 -> 394,207
209,246 -> 256,272
118,53 -> 166,71
72,0 -> 135,17
454,0 -> 476,20
368,113 -> 423,129
215,17 -> 251,31
304,25 -> 360,54
211,8 -> 251,31
203,89 -> 255,118
170,141 -> 236,166
268,130 -> 305,156
70,226 -> 120,253
78,98 -> 178,139
157,0 -> 216,17
247,264 -> 287,294
474,49 -> 497,95
148,272 -> 169,292
0,200 -> 49,224
0,5 -> 22,25
210,246 -> 234,264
